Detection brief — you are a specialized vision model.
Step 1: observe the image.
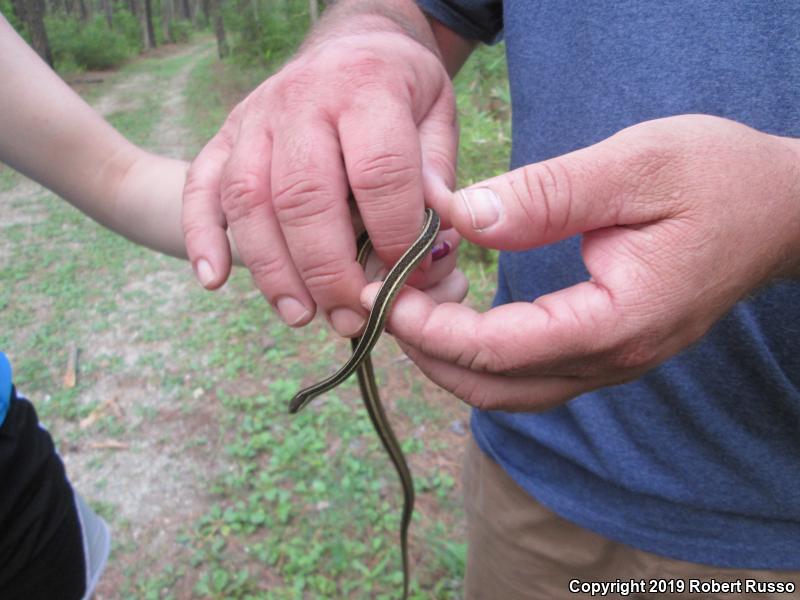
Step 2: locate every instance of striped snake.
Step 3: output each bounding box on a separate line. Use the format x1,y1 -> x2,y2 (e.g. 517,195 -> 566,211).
289,208 -> 441,599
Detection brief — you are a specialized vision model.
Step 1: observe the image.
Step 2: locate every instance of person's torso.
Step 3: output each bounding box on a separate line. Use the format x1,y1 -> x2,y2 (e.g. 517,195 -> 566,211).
475,0 -> 800,567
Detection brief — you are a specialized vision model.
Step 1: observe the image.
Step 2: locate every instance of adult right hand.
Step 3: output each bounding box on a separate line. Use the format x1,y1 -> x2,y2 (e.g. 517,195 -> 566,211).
365,115 -> 800,411
182,10 -> 458,337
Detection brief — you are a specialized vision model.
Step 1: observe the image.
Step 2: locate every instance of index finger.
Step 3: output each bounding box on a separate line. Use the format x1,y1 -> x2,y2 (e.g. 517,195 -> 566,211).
361,280 -> 625,377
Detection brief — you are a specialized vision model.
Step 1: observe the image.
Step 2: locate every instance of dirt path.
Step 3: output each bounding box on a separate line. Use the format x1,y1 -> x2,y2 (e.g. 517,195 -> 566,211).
80,43 -> 221,599
2,38 -> 473,599
2,40 -> 222,598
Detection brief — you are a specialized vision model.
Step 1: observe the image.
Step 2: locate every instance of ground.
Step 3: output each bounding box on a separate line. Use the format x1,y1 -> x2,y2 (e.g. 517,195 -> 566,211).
1,37 -> 509,599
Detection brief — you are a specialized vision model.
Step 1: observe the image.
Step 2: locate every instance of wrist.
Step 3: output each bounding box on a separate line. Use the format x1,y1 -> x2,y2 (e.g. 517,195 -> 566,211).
110,151 -> 190,258
303,0 -> 441,61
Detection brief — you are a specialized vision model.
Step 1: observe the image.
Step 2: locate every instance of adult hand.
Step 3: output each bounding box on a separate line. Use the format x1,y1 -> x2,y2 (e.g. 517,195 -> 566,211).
182,7 -> 457,338
364,115 -> 800,411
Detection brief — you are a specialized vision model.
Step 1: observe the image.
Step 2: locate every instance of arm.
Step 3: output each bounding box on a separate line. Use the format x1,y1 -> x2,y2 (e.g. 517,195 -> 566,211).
428,16 -> 477,77
182,0 -> 476,333
302,1 -> 475,75
0,14 -> 189,259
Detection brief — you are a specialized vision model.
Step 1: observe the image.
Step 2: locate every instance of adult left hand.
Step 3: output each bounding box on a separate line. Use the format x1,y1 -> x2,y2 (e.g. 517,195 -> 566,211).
363,115 -> 800,411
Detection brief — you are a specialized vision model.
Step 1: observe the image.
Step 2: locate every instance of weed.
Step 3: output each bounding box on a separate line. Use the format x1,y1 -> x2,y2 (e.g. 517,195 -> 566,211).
1,34 -> 510,600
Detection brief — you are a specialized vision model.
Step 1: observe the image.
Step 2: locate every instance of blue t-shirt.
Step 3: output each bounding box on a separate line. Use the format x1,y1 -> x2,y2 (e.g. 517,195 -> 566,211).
0,352 -> 11,425
418,0 -> 800,568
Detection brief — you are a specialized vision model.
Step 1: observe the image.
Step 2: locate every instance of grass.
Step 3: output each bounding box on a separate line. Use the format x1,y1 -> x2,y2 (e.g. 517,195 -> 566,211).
0,164 -> 22,192
183,52 -> 271,153
175,41 -> 511,598
1,34 -> 511,600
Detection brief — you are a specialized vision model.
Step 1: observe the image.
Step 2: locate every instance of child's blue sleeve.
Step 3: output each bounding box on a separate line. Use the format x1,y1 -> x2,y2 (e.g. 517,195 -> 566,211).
0,352 -> 11,426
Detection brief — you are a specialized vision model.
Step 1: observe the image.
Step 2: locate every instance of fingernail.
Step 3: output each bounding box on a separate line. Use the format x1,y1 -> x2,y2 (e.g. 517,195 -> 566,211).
329,307 -> 366,337
276,296 -> 310,326
431,240 -> 451,261
195,259 -> 216,288
459,187 -> 502,230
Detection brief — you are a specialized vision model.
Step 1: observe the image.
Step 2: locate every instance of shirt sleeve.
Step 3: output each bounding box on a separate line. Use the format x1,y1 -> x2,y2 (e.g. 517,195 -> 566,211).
0,352 -> 11,426
415,0 -> 504,45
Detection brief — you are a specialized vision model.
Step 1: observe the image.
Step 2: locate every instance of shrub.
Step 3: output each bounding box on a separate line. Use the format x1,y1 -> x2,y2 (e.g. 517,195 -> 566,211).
225,0 -> 308,67
0,0 -> 25,38
168,19 -> 193,43
46,15 -> 132,71
45,16 -> 82,70
112,4 -> 143,53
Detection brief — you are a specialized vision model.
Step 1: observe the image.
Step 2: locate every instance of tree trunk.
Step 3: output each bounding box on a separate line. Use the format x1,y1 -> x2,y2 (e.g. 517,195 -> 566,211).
143,0 -> 157,48
144,0 -> 158,48
77,0 -> 88,21
64,0 -> 76,15
200,0 -> 209,24
12,0 -> 54,67
162,0 -> 172,42
180,0 -> 191,20
209,0 -> 228,58
101,0 -> 113,27
308,0 -> 318,24
48,0 -> 65,14
9,0 -> 24,29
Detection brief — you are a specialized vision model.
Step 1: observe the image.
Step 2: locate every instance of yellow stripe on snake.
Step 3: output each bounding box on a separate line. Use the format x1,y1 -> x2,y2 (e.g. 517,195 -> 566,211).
290,208 -> 441,600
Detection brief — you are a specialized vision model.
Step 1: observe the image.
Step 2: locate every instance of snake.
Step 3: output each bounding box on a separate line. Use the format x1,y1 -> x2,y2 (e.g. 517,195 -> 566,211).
289,208 -> 441,599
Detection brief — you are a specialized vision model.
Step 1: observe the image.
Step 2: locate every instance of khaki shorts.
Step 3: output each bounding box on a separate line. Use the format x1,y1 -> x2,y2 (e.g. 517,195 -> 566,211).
463,437 -> 800,600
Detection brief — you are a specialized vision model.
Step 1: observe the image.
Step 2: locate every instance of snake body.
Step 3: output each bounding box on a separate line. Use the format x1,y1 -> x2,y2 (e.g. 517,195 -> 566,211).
289,208 -> 441,599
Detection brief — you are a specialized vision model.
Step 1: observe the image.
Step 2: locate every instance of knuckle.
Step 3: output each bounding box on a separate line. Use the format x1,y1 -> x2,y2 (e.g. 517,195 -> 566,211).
450,377 -> 490,411
301,254 -> 351,295
418,307 -> 509,375
349,152 -> 417,198
272,171 -> 336,225
628,143 -> 678,192
519,159 -> 575,239
181,218 -> 216,245
182,170 -> 209,207
340,51 -> 392,90
612,123 -> 683,203
247,252 -> 289,286
271,68 -> 318,109
221,171 -> 265,223
466,333 -> 510,374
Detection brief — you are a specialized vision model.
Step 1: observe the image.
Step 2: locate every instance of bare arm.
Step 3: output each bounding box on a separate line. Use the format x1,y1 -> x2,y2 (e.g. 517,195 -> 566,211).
0,14 -> 190,259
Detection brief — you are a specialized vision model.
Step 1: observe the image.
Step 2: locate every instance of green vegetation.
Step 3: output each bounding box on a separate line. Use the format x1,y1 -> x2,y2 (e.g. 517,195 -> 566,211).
223,0 -> 308,66
6,0 -> 198,72
0,0 -> 22,32
2,4 -> 512,597
47,15 -> 137,71
452,42 -> 510,275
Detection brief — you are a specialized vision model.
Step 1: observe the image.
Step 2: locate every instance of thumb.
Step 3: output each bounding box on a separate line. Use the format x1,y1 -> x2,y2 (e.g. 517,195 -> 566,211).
448,132 -> 672,250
